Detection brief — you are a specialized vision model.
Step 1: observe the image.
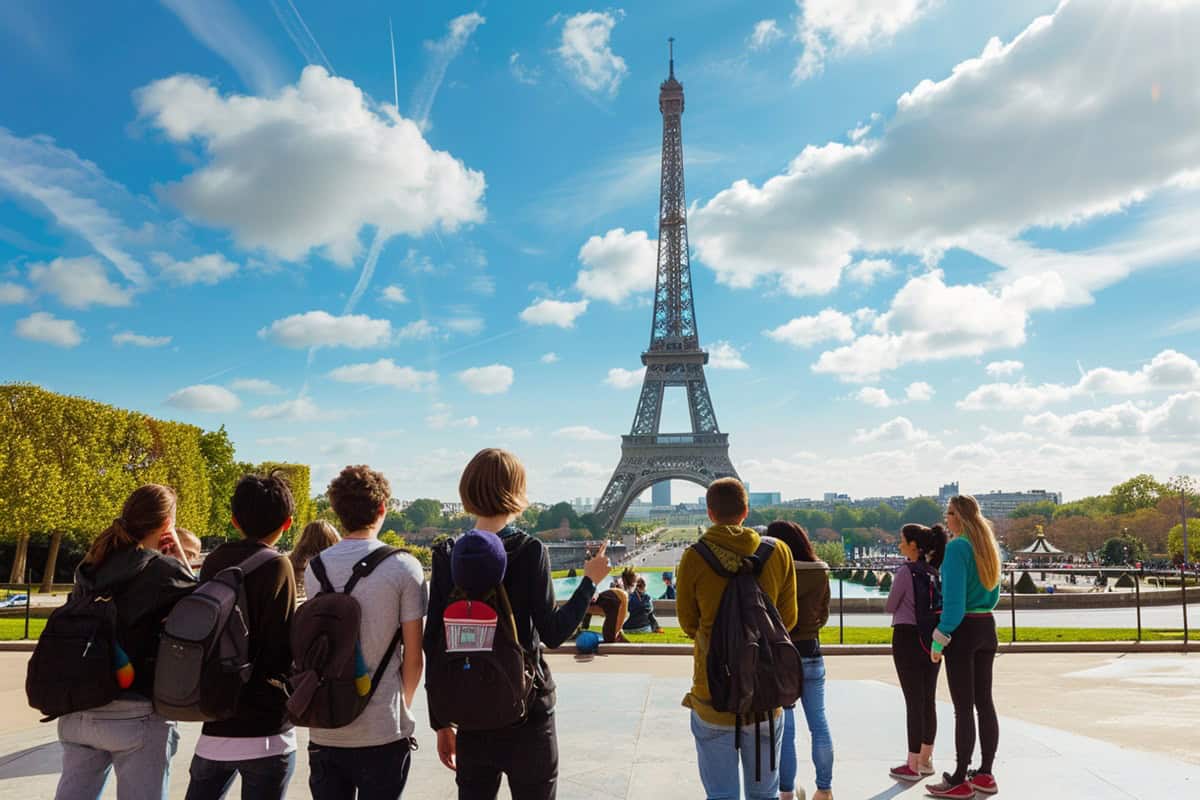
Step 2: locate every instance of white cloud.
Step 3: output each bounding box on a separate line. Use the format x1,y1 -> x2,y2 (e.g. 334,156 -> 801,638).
495,425 -> 533,440
764,309 -> 856,348
468,273 -> 496,296
167,384 -> 240,413
854,381 -> 932,407
397,319 -> 438,340
853,415 -> 930,444
229,378 -> 282,394
554,425 -> 613,442
575,228 -> 657,304
520,298 -> 588,328
557,11 -> 627,96
28,256 -> 132,309
320,437 -> 375,458
458,364 -> 514,395
692,1 -> 1200,303
749,19 -> 784,51
793,0 -> 939,81
553,460 -> 610,479
445,316 -> 485,335
845,258 -> 895,286
985,360 -> 1023,377
249,396 -> 321,421
259,311 -> 391,349
327,359 -> 437,391
707,341 -> 749,370
380,285 -> 408,304
135,66 -> 485,265
15,312 -> 82,348
113,331 -> 172,347
605,366 -> 645,389
509,51 -> 540,85
426,403 -> 478,430
960,350 -> 1200,411
0,282 -> 32,304
159,0 -> 286,95
1024,392 -> 1200,440
906,381 -> 934,402
153,252 -> 238,285
540,352 -> 560,364
410,13 -> 487,131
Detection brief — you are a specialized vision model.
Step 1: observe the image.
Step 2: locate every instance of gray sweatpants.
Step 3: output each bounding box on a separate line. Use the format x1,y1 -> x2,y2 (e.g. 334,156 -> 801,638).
55,697 -> 180,800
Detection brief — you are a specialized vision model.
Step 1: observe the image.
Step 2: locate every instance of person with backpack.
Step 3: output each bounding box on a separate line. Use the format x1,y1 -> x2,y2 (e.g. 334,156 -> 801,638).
288,519 -> 340,599
425,448 -> 610,800
925,496 -> 1002,799
885,523 -> 948,785
180,471 -> 298,800
29,484 -> 196,800
623,575 -> 661,634
766,521 -> 834,800
298,465 -> 427,800
677,478 -> 800,800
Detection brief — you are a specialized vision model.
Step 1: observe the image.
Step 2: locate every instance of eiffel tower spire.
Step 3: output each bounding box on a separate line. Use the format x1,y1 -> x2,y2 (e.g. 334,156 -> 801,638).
593,43 -> 739,533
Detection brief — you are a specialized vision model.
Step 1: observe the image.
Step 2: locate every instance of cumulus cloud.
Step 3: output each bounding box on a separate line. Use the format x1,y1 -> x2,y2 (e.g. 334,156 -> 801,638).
249,396 -> 322,421
692,1 -> 1200,305
113,331 -> 171,347
764,309 -> 856,348
556,11 -> 627,96
553,460 -> 610,479
28,256 -> 132,309
853,415 -> 930,443
229,378 -> 282,394
845,258 -> 895,286
854,381 -> 933,407
519,298 -> 588,328
380,285 -> 408,304
153,252 -> 238,285
135,66 -> 485,265
554,425 -> 613,442
541,352 -> 560,364
259,311 -> 391,349
985,360 -> 1023,377
327,359 -> 437,391
905,381 -> 935,402
707,341 -> 749,370
0,282 -> 32,304
793,0 -> 940,80
15,312 -> 82,347
397,319 -> 438,340
458,364 -> 514,395
426,403 -> 478,430
575,228 -> 657,304
749,19 -> 784,50
167,384 -> 240,413
1025,392 -> 1200,440
605,366 -> 645,389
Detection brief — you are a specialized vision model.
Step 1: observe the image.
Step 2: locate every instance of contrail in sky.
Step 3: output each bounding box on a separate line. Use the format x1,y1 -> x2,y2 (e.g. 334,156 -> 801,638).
390,17 -> 399,109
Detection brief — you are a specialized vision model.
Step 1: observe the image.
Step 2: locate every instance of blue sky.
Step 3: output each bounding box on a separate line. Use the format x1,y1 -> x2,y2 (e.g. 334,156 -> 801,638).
3,0 -> 1199,505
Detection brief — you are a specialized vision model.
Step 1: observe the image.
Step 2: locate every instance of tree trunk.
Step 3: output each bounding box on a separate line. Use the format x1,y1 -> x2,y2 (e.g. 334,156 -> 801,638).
9,533 -> 29,585
41,531 -> 64,593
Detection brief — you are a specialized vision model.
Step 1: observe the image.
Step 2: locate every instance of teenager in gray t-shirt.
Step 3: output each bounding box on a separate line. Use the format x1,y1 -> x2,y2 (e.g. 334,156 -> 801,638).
304,538 -> 428,748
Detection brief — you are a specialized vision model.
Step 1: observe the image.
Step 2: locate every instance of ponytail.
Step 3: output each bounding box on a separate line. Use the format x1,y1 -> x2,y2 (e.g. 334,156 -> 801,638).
901,522 -> 949,569
84,484 -> 177,566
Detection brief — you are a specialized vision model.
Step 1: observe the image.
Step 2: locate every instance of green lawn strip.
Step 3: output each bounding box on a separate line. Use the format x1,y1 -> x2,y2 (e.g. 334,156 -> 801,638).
0,618 -> 47,641
622,626 -> 1185,647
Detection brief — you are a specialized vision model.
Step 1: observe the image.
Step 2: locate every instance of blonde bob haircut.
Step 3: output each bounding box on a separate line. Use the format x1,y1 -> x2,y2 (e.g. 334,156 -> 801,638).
460,448 -> 529,518
949,494 -> 1002,591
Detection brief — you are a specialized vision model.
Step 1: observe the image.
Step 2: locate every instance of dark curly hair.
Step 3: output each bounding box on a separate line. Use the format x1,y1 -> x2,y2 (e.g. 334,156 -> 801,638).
327,465 -> 391,533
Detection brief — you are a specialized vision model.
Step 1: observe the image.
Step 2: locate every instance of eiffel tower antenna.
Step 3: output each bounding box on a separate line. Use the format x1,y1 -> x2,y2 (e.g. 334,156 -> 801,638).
593,43 -> 739,534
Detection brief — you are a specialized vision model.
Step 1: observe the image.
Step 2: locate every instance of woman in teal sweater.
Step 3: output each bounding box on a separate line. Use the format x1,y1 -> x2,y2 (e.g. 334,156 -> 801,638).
925,495 -> 1002,799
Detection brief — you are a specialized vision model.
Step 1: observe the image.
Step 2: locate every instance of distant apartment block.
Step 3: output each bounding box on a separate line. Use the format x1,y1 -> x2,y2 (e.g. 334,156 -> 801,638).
938,482 -> 960,507
975,489 -> 1062,519
652,482 -> 672,506
823,492 -> 851,504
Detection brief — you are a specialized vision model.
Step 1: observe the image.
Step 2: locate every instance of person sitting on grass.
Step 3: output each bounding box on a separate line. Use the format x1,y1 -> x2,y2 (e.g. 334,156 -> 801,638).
623,575 -> 662,634
660,572 -> 677,600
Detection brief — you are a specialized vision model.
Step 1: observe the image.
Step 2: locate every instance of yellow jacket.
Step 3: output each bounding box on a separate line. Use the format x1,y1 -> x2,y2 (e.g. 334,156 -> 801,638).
677,524 -> 798,726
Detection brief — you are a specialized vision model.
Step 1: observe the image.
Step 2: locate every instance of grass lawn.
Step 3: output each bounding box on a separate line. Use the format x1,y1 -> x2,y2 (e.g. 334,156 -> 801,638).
619,626 -> 1186,646
0,618 -> 46,640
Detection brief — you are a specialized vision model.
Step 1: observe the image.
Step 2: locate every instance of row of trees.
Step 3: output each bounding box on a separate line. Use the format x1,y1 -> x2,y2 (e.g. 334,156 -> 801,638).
0,385 -> 312,589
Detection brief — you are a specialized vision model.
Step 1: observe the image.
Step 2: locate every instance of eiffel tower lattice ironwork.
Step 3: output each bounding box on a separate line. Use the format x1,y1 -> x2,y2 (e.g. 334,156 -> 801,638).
593,42 -> 739,533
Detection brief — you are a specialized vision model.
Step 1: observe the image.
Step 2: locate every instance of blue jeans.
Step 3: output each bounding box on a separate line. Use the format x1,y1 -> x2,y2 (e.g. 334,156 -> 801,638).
55,698 -> 179,800
690,711 -> 784,800
780,655 -> 835,792
184,752 -> 296,800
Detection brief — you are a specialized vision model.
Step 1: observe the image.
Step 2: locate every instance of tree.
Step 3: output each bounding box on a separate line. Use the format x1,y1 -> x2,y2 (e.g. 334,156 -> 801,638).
1109,474 -> 1166,515
831,506 -> 861,534
578,512 -> 604,537
536,502 -> 579,532
199,426 -> 240,540
874,504 -> 901,532
1167,521 -> 1200,563
901,497 -> 943,527
813,541 -> 845,567
405,499 -> 444,530
1010,500 -> 1057,520
1099,535 -> 1148,566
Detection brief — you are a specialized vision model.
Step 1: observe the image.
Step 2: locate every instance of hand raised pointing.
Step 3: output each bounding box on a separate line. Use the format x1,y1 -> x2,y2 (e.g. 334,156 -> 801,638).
584,541 -> 611,585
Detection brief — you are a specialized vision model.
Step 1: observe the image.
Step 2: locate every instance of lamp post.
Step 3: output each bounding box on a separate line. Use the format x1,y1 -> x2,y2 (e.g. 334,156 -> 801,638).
1171,475 -> 1195,568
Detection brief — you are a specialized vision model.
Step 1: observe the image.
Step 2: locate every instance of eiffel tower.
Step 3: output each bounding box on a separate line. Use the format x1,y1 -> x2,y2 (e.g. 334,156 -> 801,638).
593,41 -> 739,533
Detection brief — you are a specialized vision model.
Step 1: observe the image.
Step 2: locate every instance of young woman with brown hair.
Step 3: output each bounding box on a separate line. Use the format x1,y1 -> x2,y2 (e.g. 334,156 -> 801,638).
288,519 -> 340,598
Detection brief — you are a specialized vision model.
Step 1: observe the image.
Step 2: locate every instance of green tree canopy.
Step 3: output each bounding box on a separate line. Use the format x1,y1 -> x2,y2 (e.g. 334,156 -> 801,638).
405,498 -> 444,530
1109,474 -> 1166,515
902,497 -> 943,527
536,502 -> 580,531
1167,521 -> 1200,563
1010,500 -> 1057,520
1099,534 -> 1148,566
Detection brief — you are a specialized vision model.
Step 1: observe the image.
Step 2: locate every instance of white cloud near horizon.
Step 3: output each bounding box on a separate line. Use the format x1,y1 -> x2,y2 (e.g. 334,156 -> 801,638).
1026,391 -> 1200,440
259,311 -> 392,349
557,11 -> 627,97
167,383 -> 240,413
15,312 -> 82,347
575,228 -> 657,304
458,364 -> 514,395
520,298 -> 589,328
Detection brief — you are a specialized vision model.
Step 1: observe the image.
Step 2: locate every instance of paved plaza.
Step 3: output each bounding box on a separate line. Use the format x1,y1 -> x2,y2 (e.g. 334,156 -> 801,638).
2,651 -> 1197,799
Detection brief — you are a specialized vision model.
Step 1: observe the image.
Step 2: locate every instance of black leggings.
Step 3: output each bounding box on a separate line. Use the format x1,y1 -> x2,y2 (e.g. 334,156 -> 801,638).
892,625 -> 940,754
944,614 -> 999,781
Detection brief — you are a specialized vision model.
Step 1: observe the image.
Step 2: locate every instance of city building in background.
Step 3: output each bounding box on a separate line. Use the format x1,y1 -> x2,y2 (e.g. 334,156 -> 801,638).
975,489 -> 1062,519
938,482 -> 960,506
652,482 -> 672,506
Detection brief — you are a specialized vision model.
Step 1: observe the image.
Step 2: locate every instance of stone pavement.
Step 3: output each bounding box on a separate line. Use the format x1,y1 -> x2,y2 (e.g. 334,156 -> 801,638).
1,653 -> 1198,799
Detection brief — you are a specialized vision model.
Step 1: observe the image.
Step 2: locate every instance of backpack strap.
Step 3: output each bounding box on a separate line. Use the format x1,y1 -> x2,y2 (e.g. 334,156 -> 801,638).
750,538 -> 777,576
691,540 -> 736,579
343,546 -> 401,595
308,554 -> 336,595
234,547 -> 282,578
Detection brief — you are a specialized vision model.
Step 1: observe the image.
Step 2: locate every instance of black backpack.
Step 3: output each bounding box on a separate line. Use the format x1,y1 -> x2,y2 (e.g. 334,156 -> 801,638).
425,537 -> 537,731
908,560 -> 943,652
26,568 -> 145,720
287,546 -> 403,729
691,537 -> 803,780
153,548 -> 280,721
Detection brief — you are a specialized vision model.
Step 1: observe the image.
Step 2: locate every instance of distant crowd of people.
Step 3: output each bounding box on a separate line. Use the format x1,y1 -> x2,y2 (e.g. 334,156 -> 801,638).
26,447 -> 1005,800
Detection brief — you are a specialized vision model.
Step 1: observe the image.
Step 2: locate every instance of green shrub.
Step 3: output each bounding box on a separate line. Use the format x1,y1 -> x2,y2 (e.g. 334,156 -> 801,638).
1015,571 -> 1039,594
1115,572 -> 1136,589
863,570 -> 879,587
879,572 -> 893,593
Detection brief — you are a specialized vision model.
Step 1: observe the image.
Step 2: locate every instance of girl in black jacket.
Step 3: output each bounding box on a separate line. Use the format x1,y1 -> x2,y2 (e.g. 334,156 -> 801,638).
54,484 -> 196,800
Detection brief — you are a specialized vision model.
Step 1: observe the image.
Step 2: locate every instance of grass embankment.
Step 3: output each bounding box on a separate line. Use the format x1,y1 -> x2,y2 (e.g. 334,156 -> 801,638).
0,618 -> 47,640
618,626 -> 1187,646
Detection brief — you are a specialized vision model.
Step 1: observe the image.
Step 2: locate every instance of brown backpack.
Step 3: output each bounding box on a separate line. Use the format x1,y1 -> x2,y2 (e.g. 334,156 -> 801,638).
286,546 -> 401,729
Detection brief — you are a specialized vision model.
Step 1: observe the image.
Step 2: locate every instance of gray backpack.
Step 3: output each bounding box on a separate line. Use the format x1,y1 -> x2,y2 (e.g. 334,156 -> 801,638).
153,548 -> 280,721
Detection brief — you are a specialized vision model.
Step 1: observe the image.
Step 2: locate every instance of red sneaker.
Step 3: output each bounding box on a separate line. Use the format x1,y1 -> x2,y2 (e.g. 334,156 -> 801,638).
925,776 -> 975,798
967,771 -> 998,795
890,764 -> 921,782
